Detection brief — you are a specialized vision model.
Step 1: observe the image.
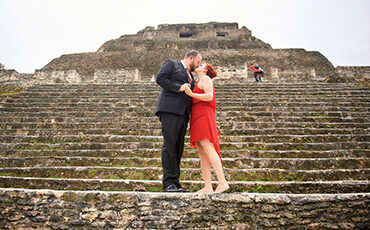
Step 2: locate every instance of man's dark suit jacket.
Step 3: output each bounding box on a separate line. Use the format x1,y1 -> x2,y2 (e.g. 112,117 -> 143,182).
155,59 -> 194,116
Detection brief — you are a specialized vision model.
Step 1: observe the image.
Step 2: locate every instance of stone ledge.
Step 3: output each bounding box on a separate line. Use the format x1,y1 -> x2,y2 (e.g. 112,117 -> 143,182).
0,188 -> 369,229
1,177 -> 369,193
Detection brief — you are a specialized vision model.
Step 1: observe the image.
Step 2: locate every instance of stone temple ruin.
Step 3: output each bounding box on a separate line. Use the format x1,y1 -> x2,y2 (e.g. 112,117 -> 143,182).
1,22 -> 369,86
0,22 -> 369,228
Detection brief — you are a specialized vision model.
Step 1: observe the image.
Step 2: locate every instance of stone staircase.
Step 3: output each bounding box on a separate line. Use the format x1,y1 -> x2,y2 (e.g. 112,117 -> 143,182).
0,83 -> 369,229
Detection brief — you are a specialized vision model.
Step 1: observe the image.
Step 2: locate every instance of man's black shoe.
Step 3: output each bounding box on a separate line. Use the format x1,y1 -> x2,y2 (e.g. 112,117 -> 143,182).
177,187 -> 190,193
163,184 -> 189,193
176,184 -> 190,193
163,184 -> 181,192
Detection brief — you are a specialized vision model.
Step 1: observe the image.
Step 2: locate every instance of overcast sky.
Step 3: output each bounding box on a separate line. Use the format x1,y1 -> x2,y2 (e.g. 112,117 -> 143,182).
0,0 -> 369,73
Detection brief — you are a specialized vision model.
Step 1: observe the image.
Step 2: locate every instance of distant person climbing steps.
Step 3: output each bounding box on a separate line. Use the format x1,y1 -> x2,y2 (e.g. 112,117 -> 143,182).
248,63 -> 265,82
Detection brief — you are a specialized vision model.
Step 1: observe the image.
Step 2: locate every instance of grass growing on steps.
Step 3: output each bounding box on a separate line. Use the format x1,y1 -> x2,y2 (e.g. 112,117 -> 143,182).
146,186 -> 162,192
0,86 -> 22,99
4,168 -> 358,181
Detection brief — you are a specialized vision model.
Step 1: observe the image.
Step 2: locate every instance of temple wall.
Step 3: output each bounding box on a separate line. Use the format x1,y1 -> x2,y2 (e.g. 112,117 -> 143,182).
0,189 -> 368,229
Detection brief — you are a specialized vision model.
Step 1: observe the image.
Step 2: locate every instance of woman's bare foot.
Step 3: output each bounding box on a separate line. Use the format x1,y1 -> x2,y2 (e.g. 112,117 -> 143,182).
215,182 -> 229,193
196,187 -> 214,194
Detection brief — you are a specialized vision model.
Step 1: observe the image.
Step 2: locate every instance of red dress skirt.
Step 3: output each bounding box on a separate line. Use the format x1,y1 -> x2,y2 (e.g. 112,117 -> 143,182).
190,81 -> 221,160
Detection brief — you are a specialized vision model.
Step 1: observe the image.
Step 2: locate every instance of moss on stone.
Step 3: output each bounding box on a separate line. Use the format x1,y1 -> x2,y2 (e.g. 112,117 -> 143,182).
146,186 -> 162,192
105,175 -> 122,180
0,86 -> 22,98
189,184 -> 202,193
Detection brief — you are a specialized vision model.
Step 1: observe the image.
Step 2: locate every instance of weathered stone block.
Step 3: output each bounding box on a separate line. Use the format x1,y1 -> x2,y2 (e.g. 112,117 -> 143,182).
1,189 -> 368,229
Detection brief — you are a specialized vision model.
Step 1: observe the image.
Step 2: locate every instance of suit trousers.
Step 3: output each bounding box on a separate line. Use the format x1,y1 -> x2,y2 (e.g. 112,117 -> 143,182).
159,112 -> 189,189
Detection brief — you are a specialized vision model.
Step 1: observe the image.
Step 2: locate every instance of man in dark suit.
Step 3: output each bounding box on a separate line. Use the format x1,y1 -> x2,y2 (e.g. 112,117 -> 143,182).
155,50 -> 202,192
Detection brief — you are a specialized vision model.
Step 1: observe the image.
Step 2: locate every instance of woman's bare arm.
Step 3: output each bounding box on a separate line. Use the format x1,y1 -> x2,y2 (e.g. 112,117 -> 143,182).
185,77 -> 213,101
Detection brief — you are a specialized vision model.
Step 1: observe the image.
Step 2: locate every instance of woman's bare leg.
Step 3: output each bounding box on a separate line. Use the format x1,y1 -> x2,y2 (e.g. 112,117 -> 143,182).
195,142 -> 213,193
199,139 -> 229,193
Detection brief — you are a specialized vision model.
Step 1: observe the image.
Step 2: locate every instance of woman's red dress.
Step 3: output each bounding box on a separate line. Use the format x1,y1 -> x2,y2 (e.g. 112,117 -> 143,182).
190,80 -> 221,160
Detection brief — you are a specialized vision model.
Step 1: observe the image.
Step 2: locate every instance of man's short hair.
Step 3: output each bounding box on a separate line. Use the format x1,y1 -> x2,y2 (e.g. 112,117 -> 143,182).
185,50 -> 200,58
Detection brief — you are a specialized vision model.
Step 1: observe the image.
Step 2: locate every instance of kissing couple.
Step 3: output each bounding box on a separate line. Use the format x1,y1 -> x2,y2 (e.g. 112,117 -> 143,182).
155,50 -> 229,193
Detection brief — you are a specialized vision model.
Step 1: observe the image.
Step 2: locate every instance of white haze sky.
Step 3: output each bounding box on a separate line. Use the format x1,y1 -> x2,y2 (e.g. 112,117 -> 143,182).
0,0 -> 369,73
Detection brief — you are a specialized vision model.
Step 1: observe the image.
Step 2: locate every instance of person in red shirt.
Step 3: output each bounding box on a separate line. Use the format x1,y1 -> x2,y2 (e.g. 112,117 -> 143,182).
248,63 -> 264,82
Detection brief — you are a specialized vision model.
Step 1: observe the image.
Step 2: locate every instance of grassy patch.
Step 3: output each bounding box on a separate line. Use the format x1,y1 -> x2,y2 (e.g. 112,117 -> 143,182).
0,86 -> 22,98
228,171 -> 309,182
287,175 -> 307,181
312,113 -> 325,117
125,171 -> 147,180
146,186 -> 162,192
189,184 -> 202,193
0,172 -> 32,177
105,175 -> 122,180
249,185 -> 264,193
248,185 -> 277,193
99,160 -> 161,168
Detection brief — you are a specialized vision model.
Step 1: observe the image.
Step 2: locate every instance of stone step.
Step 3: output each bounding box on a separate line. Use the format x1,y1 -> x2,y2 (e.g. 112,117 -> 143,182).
1,176 -> 369,193
221,107 -> 370,113
2,100 -> 369,108
27,82 -> 365,86
1,188 -> 368,229
0,114 -> 367,125
19,84 -> 370,89
223,128 -> 368,136
2,101 -> 367,110
220,115 -> 369,123
0,156 -> 368,170
20,91 -> 368,97
3,101 -> 369,109
11,83 -> 370,90
1,82 -> 369,201
20,85 -> 370,91
43,92 -> 366,97
4,93 -> 370,100
224,111 -> 370,118
0,134 -> 369,144
2,127 -> 368,136
4,96 -> 368,105
5,89 -> 370,95
0,112 -> 368,123
1,103 -> 370,116
2,141 -> 369,151
2,149 -> 369,159
227,121 -> 370,129
21,92 -> 344,97
0,119 -> 363,129
7,95 -> 369,107
0,166 -> 368,181
1,120 -> 368,130
10,93 -> 370,101
25,83 -> 367,89
0,116 -> 367,126
1,112 -> 368,124
32,88 -> 368,93
14,88 -> 370,94
2,105 -> 369,114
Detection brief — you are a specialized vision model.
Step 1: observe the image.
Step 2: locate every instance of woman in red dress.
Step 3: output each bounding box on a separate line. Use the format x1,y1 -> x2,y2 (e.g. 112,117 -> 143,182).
184,64 -> 229,193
